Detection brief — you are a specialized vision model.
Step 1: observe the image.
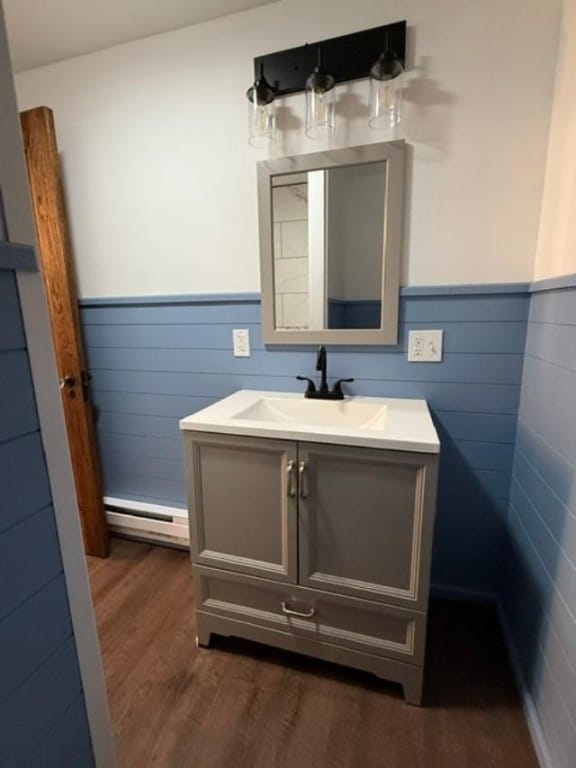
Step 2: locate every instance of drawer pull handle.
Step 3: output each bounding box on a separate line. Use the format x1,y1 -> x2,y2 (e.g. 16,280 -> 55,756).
281,601 -> 316,619
287,460 -> 297,497
299,460 -> 308,498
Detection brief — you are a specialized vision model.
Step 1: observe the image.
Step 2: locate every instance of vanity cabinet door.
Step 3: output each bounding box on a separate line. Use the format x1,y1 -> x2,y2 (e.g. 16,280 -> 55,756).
185,433 -> 298,582
298,443 -> 438,611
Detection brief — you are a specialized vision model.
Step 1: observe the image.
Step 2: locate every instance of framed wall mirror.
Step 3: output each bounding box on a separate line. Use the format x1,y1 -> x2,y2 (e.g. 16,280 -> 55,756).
258,141 -> 405,345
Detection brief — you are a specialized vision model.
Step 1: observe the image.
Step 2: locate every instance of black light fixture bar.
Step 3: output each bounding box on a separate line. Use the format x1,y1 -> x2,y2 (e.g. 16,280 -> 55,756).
253,21 -> 406,97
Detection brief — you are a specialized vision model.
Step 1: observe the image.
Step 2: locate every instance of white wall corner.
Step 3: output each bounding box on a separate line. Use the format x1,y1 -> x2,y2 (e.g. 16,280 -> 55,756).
534,0 -> 576,281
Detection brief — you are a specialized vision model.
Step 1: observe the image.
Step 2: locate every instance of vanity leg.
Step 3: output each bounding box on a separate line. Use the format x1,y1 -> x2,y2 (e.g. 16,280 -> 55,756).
402,668 -> 424,706
196,616 -> 212,648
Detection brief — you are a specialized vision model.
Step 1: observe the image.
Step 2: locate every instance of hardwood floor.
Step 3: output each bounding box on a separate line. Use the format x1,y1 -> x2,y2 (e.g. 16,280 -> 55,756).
87,538 -> 539,768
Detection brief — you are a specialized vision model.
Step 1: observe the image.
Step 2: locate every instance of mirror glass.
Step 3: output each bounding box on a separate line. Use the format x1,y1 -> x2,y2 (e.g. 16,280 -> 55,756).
271,162 -> 386,331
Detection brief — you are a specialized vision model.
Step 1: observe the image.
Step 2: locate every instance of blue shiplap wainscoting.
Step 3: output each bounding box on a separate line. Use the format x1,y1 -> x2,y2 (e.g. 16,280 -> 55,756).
501,281 -> 576,768
0,271 -> 94,767
80,285 -> 529,596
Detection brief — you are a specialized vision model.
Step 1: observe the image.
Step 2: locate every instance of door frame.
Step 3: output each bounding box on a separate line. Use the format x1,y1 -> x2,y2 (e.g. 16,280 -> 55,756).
20,105 -> 110,558
0,7 -> 116,763
18,270 -> 117,768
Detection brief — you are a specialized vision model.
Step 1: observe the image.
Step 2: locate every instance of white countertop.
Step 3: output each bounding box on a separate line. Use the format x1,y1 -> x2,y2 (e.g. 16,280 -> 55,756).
180,390 -> 440,454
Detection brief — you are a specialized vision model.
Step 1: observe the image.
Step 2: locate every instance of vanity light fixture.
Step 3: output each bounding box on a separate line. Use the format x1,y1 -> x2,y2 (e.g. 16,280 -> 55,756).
368,34 -> 404,129
246,62 -> 277,148
305,47 -> 336,140
248,21 -> 406,147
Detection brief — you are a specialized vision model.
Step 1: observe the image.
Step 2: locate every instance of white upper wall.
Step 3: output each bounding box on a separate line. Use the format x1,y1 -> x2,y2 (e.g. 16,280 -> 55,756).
534,0 -> 576,281
14,0 -> 560,298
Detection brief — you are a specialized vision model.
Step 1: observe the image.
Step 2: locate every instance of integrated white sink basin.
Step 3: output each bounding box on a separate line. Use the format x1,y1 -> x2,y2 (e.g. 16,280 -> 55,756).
233,396 -> 388,430
180,391 -> 439,454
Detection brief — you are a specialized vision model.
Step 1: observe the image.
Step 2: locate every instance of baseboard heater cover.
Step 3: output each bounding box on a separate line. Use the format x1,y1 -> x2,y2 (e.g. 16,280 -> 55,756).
104,496 -> 189,549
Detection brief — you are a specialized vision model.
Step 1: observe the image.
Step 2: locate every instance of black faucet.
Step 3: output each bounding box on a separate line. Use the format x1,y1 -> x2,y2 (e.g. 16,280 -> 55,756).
297,346 -> 354,400
316,345 -> 329,395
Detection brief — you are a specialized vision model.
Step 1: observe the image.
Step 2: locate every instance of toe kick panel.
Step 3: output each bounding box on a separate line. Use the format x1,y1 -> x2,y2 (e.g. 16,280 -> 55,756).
195,565 -> 426,665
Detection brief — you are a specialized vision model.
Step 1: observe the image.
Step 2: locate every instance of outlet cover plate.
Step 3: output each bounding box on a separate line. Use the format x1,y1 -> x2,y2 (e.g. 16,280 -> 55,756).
408,330 -> 443,362
233,328 -> 251,357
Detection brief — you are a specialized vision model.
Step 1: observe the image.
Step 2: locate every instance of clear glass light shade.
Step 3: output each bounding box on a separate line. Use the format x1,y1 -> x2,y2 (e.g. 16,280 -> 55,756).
247,65 -> 276,148
305,70 -> 335,140
369,53 -> 404,130
247,99 -> 276,148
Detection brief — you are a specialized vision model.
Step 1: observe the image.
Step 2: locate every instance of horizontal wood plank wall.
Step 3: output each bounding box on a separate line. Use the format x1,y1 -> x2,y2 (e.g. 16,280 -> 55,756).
503,285 -> 576,768
0,271 -> 94,767
80,288 -> 529,595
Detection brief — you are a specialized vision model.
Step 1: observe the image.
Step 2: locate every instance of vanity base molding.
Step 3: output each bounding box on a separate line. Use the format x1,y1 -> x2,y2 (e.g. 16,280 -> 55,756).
196,612 -> 424,706
193,564 -> 426,705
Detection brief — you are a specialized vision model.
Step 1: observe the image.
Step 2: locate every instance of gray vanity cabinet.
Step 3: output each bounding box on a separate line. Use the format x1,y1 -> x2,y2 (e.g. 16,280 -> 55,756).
186,433 -> 298,582
298,443 -> 437,611
184,431 -> 438,705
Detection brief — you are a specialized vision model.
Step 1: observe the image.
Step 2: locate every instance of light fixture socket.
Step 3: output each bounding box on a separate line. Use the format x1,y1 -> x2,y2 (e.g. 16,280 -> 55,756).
370,50 -> 404,82
246,62 -> 276,105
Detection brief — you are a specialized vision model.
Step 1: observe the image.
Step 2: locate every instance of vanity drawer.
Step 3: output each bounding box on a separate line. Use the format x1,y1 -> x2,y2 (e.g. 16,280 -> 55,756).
195,566 -> 426,665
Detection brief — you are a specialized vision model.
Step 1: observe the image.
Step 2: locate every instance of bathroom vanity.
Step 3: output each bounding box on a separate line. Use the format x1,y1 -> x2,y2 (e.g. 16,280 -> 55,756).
181,391 -> 439,704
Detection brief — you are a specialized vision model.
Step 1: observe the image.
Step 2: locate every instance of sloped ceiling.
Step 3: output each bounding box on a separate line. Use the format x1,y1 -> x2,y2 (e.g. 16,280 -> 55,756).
4,0 -> 276,72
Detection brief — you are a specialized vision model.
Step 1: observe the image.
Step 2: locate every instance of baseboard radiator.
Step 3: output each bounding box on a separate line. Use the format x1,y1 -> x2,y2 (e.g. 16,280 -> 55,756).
104,496 -> 189,549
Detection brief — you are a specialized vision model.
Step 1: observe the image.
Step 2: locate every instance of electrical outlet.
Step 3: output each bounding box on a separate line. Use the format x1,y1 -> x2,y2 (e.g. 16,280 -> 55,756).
233,328 -> 250,357
408,330 -> 443,362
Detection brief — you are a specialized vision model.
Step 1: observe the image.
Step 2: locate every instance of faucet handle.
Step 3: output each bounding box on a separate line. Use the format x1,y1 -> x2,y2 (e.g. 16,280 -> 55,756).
332,378 -> 355,399
296,376 -> 317,397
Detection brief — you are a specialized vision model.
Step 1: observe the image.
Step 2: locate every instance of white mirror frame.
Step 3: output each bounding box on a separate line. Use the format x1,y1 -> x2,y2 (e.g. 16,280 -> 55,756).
258,140 -> 405,345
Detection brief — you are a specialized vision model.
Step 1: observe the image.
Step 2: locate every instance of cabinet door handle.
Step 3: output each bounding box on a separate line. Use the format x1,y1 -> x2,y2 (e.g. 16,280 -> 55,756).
299,461 -> 308,498
281,601 -> 316,619
286,460 -> 297,497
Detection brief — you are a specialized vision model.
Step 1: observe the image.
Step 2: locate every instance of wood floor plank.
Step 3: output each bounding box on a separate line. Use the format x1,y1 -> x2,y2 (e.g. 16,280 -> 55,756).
87,538 -> 539,768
